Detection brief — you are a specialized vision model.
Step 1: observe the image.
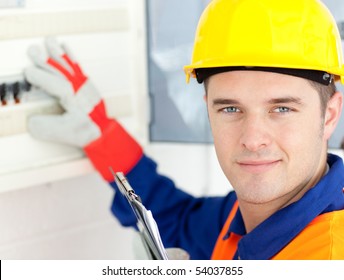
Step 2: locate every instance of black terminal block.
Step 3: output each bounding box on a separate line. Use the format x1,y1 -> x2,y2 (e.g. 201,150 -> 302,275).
13,81 -> 21,103
0,83 -> 6,105
0,78 -> 32,105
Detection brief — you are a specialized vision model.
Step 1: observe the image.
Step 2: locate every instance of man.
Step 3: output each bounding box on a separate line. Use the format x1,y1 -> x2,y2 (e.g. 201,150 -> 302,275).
25,0 -> 344,259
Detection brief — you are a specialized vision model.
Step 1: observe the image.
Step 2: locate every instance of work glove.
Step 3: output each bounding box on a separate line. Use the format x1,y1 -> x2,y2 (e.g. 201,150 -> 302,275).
25,38 -> 143,181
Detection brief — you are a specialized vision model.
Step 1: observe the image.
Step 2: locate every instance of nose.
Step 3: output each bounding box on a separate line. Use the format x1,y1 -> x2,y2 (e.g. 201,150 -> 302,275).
239,115 -> 272,152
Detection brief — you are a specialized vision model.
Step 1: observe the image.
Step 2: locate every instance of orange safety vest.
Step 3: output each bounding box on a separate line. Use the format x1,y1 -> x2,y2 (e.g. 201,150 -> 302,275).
211,201 -> 344,260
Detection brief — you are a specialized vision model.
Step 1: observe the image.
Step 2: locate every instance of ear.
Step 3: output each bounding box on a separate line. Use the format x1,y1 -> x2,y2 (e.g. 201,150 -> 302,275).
324,91 -> 343,141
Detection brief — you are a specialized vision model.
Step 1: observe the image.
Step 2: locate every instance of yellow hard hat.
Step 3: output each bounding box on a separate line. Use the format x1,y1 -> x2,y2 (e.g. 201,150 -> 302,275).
184,0 -> 344,84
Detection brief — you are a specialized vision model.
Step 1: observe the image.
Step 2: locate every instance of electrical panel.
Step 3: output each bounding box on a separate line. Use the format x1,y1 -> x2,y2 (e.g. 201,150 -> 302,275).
0,0 -> 148,192
0,7 -> 132,137
0,75 -> 63,136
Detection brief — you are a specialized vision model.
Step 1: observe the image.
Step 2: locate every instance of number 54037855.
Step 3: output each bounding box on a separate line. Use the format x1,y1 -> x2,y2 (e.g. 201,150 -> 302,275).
195,266 -> 244,276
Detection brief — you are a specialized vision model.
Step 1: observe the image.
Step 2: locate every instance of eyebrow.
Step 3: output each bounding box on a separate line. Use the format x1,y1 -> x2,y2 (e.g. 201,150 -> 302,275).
267,97 -> 303,105
212,98 -> 240,107
212,97 -> 303,106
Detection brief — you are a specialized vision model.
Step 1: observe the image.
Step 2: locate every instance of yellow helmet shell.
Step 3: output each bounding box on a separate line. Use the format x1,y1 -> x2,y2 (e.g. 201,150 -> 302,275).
184,0 -> 344,84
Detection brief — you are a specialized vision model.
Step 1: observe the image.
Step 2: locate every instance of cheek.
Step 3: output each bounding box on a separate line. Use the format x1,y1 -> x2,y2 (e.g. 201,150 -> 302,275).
210,120 -> 239,167
276,115 -> 324,157
209,113 -> 236,143
209,116 -> 229,149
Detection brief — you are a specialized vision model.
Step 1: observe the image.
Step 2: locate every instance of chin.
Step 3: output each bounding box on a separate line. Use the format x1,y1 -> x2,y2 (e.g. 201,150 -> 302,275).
234,183 -> 284,205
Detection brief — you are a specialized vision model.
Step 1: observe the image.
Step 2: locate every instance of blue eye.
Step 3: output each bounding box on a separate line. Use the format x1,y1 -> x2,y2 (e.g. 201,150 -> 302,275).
273,107 -> 291,113
223,107 -> 240,113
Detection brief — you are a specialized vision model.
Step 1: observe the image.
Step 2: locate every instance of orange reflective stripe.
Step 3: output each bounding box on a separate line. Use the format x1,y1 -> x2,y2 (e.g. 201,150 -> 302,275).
211,201 -> 240,260
272,210 -> 344,260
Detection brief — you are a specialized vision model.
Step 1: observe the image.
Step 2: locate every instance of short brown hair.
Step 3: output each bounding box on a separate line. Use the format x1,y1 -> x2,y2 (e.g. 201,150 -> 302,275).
308,79 -> 336,117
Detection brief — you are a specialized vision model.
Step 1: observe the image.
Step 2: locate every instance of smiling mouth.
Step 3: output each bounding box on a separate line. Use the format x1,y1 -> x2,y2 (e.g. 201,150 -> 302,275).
237,160 -> 281,173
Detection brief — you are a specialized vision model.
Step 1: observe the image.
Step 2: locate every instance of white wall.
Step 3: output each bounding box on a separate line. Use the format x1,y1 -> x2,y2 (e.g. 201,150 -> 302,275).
0,143 -> 229,259
0,172 -> 136,259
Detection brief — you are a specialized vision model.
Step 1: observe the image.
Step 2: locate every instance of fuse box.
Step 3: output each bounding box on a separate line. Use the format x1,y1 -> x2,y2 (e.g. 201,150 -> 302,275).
0,74 -> 63,136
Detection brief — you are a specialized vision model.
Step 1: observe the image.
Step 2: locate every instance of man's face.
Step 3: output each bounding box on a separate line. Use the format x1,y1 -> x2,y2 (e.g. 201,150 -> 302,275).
206,71 -> 331,207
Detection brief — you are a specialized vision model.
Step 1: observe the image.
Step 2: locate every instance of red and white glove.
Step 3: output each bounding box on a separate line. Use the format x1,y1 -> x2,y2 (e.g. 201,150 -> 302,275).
25,38 -> 143,181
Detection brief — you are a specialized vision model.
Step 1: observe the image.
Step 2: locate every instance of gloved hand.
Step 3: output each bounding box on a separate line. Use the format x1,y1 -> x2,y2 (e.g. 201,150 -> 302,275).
25,38 -> 143,181
25,37 -> 109,147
